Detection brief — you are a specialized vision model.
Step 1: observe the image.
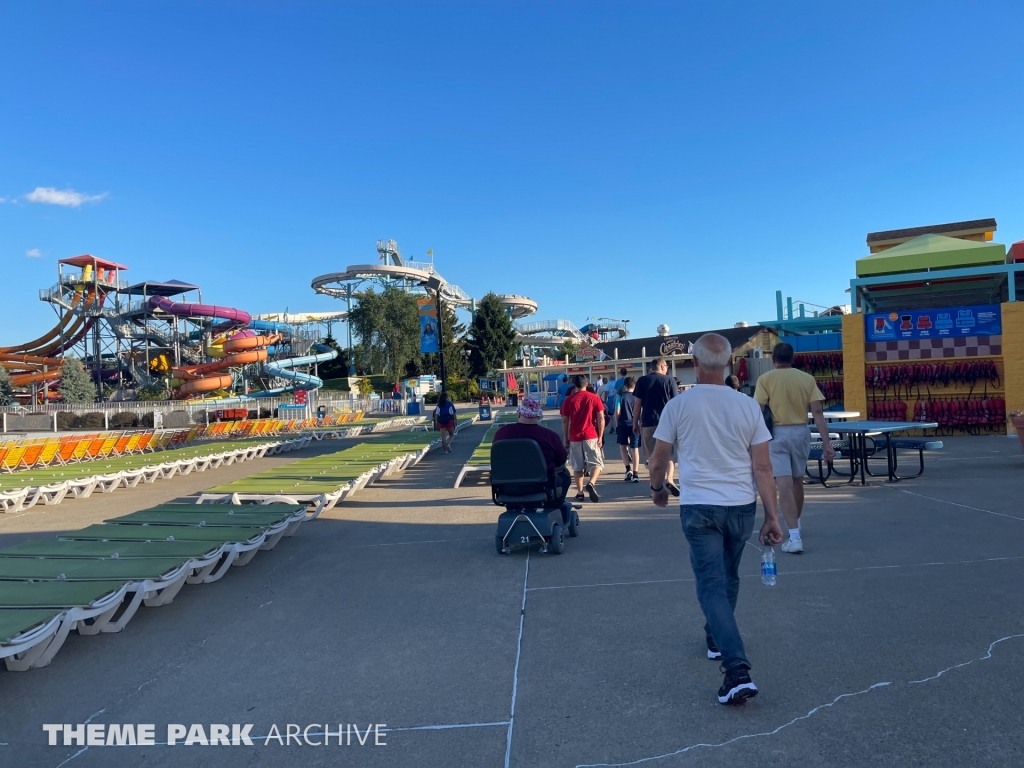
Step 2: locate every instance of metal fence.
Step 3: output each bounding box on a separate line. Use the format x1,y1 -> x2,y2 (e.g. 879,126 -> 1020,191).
0,393 -> 402,433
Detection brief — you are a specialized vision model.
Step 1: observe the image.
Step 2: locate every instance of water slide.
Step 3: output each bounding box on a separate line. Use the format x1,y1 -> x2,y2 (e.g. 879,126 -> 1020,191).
250,343 -> 338,398
0,287 -> 100,386
171,332 -> 281,397
148,296 -> 260,398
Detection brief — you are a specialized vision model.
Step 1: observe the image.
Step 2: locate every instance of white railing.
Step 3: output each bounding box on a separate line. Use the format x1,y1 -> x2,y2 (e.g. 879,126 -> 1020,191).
516,319 -> 582,337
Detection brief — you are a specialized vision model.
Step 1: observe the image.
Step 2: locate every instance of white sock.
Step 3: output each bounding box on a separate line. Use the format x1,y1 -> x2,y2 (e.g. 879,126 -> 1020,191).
789,528 -> 802,543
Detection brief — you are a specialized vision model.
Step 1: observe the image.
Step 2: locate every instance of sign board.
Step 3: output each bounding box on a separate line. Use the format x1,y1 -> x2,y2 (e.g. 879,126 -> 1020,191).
865,304 -> 1001,341
417,297 -> 439,353
574,347 -> 604,362
294,389 -> 307,405
659,337 -> 693,356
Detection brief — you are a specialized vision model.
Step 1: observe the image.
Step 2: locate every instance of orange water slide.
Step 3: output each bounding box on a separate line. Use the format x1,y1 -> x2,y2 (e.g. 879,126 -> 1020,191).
0,288 -> 100,386
0,287 -> 96,356
172,333 -> 280,397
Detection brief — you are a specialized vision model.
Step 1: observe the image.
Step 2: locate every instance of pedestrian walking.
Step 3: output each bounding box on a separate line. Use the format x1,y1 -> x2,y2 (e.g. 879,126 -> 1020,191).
432,391 -> 457,454
615,376 -> 641,482
555,375 -> 573,409
754,342 -> 835,553
560,374 -> 605,502
600,368 -> 627,434
633,357 -> 678,494
648,333 -> 782,704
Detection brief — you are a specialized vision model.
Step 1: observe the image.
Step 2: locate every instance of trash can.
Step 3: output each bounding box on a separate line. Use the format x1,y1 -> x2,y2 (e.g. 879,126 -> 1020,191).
407,402 -> 421,416
479,404 -> 492,421
509,393 -> 519,408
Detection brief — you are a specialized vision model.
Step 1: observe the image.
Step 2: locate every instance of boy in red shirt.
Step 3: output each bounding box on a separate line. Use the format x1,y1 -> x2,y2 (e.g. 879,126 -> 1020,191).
560,374 -> 605,502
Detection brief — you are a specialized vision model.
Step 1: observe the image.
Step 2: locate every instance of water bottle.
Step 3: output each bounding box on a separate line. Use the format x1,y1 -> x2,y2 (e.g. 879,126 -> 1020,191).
761,546 -> 777,586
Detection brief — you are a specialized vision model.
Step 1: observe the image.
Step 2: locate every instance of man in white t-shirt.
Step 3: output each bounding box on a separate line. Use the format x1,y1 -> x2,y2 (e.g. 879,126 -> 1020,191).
649,333 -> 782,706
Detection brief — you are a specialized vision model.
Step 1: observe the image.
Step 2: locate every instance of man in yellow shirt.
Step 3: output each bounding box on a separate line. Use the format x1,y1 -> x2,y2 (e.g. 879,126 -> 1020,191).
754,343 -> 835,554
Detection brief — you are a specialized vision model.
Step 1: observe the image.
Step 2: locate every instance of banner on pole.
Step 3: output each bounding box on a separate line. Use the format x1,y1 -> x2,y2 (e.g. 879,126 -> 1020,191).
418,297 -> 439,353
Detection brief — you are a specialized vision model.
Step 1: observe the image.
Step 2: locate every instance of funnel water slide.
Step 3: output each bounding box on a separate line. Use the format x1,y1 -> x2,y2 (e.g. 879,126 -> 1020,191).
251,343 -> 338,398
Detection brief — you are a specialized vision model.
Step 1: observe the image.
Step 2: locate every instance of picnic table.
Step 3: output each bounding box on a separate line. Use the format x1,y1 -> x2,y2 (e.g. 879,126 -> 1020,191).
829,420 -> 939,485
809,410 -> 860,422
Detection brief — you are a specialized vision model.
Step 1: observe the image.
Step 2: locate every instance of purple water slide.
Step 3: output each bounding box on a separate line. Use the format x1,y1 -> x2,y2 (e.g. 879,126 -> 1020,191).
148,296 -> 251,327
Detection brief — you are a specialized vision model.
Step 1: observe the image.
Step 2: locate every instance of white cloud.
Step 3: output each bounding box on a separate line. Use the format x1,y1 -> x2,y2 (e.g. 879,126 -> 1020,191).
24,187 -> 108,207
26,248 -> 43,258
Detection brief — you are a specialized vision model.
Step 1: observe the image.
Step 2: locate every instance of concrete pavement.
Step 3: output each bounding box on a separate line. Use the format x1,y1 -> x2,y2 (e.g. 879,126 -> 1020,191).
0,423 -> 1021,767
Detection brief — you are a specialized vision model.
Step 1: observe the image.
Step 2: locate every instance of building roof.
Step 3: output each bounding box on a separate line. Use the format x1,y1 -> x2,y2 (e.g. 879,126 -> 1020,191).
856,234 -> 1006,278
58,254 -> 129,271
866,218 -> 996,244
119,279 -> 200,297
594,325 -> 769,360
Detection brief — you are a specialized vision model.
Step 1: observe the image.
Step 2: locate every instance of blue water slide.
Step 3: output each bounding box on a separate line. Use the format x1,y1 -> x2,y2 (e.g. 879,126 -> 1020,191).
250,343 -> 338,398
249,319 -> 293,334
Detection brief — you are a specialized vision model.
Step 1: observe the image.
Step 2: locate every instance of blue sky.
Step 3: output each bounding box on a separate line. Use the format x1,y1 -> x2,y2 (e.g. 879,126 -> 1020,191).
2,1 -> 1022,345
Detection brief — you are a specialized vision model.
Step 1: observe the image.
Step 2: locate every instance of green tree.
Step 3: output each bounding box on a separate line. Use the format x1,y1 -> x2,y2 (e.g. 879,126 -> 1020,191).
317,335 -> 350,380
0,365 -> 13,406
349,286 -> 420,383
466,293 -> 519,376
421,304 -> 468,388
557,339 -> 582,361
59,358 -> 97,404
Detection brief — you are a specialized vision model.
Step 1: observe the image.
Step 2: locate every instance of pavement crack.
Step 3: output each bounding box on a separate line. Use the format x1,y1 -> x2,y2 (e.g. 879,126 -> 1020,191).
909,633 -> 1024,684
574,633 -> 1024,767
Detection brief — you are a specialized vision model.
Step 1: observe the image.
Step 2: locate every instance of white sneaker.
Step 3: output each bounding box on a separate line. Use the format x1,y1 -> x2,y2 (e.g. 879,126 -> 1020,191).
781,539 -> 804,554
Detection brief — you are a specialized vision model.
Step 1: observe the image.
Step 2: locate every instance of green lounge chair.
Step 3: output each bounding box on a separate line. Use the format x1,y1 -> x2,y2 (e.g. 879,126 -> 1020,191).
61,525 -> 269,573
1,608 -> 64,672
0,581 -> 129,670
0,540 -> 227,585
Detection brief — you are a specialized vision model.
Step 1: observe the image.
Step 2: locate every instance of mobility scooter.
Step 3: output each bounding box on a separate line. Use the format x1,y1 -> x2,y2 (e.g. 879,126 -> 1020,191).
490,438 -> 581,555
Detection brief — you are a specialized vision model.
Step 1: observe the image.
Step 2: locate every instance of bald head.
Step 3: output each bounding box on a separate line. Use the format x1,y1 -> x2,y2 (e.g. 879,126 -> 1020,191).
692,333 -> 732,371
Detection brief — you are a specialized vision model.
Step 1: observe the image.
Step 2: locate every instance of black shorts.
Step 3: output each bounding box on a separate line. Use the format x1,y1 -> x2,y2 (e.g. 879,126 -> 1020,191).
616,426 -> 640,448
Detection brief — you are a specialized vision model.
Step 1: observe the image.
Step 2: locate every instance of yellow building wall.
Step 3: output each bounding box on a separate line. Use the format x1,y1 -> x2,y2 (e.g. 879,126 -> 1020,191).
1002,301 -> 1024,434
842,313 -> 867,417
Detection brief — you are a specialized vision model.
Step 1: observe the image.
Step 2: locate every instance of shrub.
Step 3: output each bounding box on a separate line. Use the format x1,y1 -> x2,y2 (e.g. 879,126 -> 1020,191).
56,411 -> 77,430
140,412 -> 155,428
423,391 -> 440,405
110,411 -> 139,429
75,412 -> 106,429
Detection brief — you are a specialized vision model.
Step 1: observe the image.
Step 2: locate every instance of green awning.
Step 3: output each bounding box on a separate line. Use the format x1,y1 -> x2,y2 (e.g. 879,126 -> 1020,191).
856,234 -> 1006,278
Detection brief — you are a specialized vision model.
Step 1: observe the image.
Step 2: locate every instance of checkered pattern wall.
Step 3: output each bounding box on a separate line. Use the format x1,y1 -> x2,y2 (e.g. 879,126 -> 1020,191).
865,335 -> 1002,361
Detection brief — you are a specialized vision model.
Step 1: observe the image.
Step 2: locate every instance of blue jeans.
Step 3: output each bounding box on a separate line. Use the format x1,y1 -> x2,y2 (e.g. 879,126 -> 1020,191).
680,503 -> 757,672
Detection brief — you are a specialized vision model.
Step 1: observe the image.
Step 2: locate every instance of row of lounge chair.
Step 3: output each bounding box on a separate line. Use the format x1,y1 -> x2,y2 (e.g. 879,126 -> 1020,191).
0,437 -> 311,515
0,416 -> 428,515
197,417 -> 480,515
0,412 -> 420,476
0,427 -> 205,473
1,418 -> 477,671
0,501 -> 310,671
453,412 -> 518,487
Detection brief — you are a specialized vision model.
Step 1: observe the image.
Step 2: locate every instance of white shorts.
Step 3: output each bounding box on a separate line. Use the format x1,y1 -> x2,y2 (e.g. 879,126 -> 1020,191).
569,439 -> 604,473
769,425 -> 812,477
